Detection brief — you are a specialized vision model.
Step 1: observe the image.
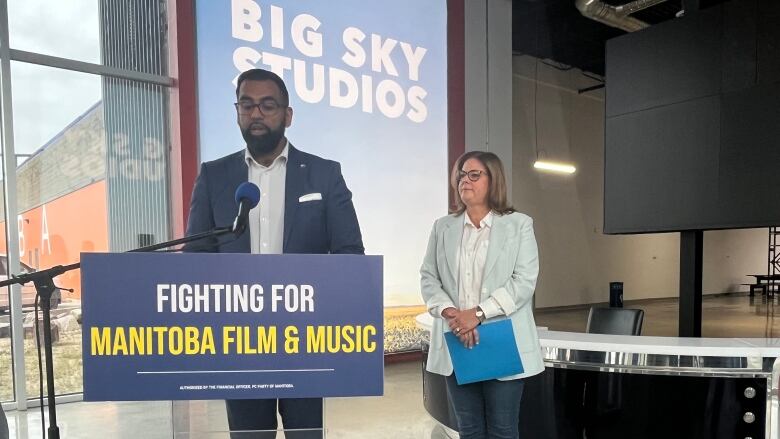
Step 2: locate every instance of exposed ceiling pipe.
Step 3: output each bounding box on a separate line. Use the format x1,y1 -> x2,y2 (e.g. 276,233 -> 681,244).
615,0 -> 670,16
576,0 -> 669,32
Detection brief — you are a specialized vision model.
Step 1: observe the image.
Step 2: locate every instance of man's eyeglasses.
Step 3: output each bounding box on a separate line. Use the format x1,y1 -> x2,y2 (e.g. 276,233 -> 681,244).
234,99 -> 285,116
457,170 -> 489,182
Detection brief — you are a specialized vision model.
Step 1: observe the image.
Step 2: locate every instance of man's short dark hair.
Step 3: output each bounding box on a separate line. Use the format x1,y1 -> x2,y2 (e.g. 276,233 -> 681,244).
235,68 -> 290,106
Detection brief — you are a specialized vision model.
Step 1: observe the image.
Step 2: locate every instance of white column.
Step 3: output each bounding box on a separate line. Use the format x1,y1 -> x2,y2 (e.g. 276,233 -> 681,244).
464,0 -> 513,199
0,0 -> 28,410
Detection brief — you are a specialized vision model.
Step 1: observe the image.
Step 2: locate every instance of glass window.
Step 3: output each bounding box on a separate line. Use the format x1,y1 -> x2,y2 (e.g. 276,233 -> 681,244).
2,60 -> 170,399
7,0 -> 100,64
1,63 -> 105,398
1,0 -> 170,407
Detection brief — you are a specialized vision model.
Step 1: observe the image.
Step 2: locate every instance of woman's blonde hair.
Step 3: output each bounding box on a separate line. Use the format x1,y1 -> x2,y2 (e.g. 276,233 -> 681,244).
450,151 -> 515,215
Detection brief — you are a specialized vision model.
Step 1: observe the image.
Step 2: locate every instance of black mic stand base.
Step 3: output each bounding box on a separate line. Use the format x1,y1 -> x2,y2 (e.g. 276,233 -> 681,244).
34,276 -> 61,439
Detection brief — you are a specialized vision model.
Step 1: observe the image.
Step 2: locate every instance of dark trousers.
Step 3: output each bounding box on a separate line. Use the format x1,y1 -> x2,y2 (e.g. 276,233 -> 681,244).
226,398 -> 323,439
445,374 -> 525,439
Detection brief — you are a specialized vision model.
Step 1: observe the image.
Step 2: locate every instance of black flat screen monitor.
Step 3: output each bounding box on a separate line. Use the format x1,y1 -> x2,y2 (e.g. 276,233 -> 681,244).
604,0 -> 780,234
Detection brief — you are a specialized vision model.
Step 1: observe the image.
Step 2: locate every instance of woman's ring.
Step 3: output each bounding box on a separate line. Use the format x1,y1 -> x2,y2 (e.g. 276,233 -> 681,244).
455,327 -> 461,333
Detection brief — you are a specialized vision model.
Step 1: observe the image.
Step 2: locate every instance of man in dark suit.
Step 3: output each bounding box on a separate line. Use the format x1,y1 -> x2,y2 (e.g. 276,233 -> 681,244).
185,68 -> 364,438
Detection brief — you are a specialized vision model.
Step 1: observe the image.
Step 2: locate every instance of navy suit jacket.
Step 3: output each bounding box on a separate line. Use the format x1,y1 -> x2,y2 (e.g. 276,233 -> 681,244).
185,145 -> 364,255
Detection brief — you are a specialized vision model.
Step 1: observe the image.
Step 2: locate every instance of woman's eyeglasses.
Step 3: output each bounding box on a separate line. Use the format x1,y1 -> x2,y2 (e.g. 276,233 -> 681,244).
457,170 -> 489,182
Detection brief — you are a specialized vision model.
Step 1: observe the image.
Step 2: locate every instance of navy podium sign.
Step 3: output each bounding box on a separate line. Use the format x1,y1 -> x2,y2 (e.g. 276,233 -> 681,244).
81,252 -> 383,401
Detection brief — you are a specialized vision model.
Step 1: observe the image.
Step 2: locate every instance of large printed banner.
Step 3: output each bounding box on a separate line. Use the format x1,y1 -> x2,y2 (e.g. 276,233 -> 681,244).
195,1 -> 448,310
81,252 -> 383,401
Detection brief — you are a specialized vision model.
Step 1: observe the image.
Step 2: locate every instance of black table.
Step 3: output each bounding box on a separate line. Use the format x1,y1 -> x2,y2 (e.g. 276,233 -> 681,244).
747,274 -> 780,296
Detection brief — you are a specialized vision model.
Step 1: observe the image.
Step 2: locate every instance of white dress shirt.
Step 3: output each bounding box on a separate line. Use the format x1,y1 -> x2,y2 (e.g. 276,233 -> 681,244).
245,142 -> 288,254
456,211 -> 502,317
456,212 -> 493,310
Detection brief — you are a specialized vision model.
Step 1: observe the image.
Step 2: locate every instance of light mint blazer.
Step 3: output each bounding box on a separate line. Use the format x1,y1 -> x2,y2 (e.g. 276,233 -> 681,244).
420,211 -> 545,380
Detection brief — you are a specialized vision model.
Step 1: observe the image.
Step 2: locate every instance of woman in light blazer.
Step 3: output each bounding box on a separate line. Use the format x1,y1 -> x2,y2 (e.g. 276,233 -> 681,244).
421,151 -> 544,439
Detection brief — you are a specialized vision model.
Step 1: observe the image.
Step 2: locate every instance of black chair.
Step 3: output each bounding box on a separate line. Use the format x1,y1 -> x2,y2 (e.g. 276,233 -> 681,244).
577,306 -> 645,369
581,307 -> 644,437
586,307 -> 644,336
518,307 -> 646,438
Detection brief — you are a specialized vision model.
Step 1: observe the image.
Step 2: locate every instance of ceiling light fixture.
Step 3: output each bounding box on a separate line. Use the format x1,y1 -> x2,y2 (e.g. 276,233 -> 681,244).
532,57 -> 577,175
533,160 -> 577,174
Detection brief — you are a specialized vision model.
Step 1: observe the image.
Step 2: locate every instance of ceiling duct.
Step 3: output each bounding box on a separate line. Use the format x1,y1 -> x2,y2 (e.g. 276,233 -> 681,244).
575,0 -> 669,32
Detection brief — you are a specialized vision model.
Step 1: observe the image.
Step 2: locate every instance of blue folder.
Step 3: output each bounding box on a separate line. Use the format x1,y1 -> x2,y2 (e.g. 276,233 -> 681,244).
444,319 -> 524,385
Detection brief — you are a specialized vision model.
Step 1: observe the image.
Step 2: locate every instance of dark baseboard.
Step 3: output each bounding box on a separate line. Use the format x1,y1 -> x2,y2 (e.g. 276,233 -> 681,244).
535,291 -> 749,313
384,350 -> 422,364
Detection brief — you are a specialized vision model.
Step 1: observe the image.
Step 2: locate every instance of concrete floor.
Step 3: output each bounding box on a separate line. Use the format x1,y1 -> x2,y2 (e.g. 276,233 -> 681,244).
3,361 -> 440,439
4,292 -> 780,438
534,292 -> 780,337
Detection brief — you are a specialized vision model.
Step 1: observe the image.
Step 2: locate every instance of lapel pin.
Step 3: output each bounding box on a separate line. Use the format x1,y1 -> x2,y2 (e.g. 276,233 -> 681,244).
300,163 -> 306,168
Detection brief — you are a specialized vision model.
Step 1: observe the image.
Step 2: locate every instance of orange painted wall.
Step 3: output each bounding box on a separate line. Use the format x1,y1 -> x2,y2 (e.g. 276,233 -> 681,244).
0,180 -> 109,299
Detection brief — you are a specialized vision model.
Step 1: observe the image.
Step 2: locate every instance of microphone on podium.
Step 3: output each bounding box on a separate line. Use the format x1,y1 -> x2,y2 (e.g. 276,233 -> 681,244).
232,182 -> 261,236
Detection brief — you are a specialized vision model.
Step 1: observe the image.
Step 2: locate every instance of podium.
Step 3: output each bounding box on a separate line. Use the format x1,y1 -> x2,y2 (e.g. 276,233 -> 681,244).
81,252 -> 383,437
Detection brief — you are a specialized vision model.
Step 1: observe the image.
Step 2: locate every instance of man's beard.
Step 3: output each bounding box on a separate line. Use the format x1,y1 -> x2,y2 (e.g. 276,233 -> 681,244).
242,122 -> 285,158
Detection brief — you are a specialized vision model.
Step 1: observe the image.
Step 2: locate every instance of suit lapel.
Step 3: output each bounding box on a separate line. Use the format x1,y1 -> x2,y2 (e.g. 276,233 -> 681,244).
225,152 -> 251,252
283,145 -> 306,251
443,215 -> 462,285
482,214 -> 507,283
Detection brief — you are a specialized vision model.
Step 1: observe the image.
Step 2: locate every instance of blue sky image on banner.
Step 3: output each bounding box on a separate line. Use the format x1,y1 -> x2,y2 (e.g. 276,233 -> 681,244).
195,0 -> 448,307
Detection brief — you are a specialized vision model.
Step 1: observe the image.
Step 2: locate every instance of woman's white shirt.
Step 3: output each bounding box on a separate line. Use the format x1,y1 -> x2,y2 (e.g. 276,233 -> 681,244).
457,212 -> 501,316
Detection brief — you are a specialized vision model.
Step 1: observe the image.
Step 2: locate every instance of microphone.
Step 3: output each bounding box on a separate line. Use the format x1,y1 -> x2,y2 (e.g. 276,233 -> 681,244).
232,182 -> 262,236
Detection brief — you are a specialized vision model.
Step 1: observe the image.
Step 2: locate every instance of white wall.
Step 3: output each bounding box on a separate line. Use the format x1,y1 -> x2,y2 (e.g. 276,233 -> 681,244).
511,55 -> 768,308
464,0 -> 513,199
704,228 -> 768,294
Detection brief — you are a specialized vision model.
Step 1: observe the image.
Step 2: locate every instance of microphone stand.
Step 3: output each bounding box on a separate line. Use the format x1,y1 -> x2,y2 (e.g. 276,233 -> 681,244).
0,225 -> 235,439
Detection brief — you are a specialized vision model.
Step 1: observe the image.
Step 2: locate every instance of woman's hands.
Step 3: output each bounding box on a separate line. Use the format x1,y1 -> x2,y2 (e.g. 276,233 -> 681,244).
441,307 -> 481,348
